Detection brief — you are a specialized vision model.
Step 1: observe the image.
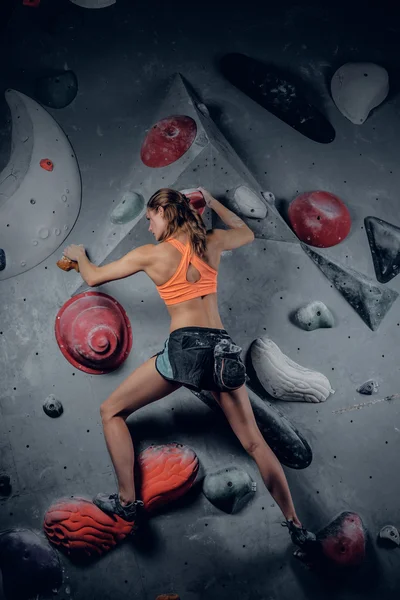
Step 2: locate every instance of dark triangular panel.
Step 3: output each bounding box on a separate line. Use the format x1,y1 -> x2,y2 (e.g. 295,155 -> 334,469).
365,216 -> 400,283
302,244 -> 398,331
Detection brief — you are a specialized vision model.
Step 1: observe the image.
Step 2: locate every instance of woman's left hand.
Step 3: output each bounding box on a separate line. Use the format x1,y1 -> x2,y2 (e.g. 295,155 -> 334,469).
63,244 -> 85,261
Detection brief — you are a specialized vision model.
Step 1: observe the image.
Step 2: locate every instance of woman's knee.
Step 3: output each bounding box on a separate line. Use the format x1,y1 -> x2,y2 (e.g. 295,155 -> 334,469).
100,399 -> 129,423
242,436 -> 263,455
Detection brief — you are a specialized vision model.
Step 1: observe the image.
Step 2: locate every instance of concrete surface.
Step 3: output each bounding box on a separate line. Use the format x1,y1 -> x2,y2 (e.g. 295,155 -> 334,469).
1,0 -> 400,599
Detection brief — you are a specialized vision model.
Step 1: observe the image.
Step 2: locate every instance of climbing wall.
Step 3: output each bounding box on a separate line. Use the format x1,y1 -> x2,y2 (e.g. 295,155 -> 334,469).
1,1 -> 400,600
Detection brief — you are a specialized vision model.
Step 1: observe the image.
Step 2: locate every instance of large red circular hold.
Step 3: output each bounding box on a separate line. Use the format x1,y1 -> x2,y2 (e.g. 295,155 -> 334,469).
288,191 -> 351,247
141,115 -> 197,168
55,291 -> 132,374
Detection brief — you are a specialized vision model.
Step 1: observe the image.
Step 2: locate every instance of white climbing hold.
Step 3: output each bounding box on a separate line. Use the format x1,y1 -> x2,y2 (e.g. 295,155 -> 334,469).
226,185 -> 267,219
331,63 -> 389,125
250,337 -> 334,403
110,191 -> 144,225
293,301 -> 334,331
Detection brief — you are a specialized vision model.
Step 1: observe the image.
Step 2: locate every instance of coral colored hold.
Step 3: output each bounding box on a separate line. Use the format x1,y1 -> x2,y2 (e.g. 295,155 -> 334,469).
56,255 -> 80,272
23,0 -> 41,6
43,443 -> 199,558
289,191 -> 351,248
40,158 -> 54,171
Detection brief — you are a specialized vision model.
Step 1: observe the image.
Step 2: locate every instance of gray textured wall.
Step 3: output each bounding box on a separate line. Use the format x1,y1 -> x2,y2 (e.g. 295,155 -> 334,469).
1,1 -> 400,599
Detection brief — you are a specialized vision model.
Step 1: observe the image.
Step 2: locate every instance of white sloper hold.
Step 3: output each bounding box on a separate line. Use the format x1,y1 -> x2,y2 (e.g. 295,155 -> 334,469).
250,337 -> 334,403
331,63 -> 389,125
226,185 -> 267,219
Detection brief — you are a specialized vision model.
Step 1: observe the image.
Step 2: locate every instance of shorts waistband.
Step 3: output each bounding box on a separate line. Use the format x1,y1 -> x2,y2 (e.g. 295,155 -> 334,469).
170,326 -> 228,335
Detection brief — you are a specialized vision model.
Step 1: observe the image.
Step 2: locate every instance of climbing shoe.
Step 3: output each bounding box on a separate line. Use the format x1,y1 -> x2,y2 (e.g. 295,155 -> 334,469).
93,493 -> 144,524
282,519 -> 317,550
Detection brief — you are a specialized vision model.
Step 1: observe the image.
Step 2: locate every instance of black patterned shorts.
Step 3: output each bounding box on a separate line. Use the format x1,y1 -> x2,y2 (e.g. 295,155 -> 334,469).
154,326 -> 246,393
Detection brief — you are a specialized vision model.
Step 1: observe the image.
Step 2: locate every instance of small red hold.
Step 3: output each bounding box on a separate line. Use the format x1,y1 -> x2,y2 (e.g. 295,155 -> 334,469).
40,159 -> 54,171
23,0 -> 41,6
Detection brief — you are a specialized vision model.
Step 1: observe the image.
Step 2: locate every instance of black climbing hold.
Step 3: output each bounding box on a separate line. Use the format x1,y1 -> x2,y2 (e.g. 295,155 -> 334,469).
0,249 -> 5,271
220,53 -> 336,144
301,244 -> 398,331
43,394 -> 63,418
365,216 -> 400,283
35,70 -> 78,109
0,529 -> 62,600
203,466 -> 256,514
0,473 -> 11,496
357,380 -> 378,395
193,388 -> 312,469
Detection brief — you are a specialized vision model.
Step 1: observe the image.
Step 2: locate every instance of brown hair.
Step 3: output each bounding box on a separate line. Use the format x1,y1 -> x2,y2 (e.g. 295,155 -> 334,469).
147,188 -> 207,257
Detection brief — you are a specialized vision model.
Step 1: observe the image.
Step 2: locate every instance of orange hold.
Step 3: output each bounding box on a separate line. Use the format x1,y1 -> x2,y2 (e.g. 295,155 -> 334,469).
137,443 -> 199,513
23,0 -> 41,6
156,595 -> 180,600
40,158 -> 54,171
56,256 -> 80,273
43,443 -> 199,557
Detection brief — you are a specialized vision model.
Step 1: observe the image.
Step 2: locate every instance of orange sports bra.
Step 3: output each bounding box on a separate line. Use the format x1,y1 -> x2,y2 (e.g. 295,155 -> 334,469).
156,238 -> 218,306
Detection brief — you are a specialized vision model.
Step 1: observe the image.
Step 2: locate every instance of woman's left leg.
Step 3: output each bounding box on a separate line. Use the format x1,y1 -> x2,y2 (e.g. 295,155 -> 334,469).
211,385 -> 301,526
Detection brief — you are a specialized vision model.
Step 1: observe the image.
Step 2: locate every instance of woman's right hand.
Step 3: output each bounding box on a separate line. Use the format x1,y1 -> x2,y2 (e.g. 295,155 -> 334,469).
197,187 -> 214,208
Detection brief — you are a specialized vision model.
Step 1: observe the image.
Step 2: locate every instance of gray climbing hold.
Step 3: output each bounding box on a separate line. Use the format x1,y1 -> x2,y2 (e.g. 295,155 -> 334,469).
379,525 -> 400,547
331,63 -> 389,125
357,380 -> 378,395
35,70 -> 78,109
110,191 -> 145,225
365,216 -> 400,284
70,0 -> 116,7
261,190 -> 276,206
0,473 -> 11,496
43,394 -> 63,418
302,243 -> 399,331
225,185 -> 267,219
250,337 -> 334,403
203,466 -> 256,514
292,301 -> 334,331
0,529 -> 62,600
0,249 -> 5,271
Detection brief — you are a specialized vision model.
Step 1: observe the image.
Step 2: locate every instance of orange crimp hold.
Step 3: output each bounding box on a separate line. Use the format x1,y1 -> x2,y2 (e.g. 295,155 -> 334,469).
40,158 -> 54,171
156,596 -> 180,600
23,0 -> 41,7
57,256 -> 80,273
43,443 -> 199,558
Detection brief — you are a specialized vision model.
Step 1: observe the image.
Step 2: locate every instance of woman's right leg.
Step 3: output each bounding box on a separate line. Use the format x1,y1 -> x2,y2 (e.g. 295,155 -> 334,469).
211,385 -> 301,526
95,356 -> 181,518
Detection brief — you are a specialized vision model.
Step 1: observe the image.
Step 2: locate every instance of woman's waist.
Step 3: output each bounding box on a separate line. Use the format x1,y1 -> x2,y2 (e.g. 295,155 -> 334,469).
168,297 -> 224,333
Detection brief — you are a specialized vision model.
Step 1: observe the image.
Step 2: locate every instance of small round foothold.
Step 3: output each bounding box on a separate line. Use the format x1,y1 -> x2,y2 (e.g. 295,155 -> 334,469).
261,190 -> 276,205
40,158 -> 54,171
54,228 -> 61,236
43,394 -> 64,418
357,380 -> 378,395
20,260 -> 26,267
33,240 -> 38,246
379,525 -> 400,547
61,195 -> 67,202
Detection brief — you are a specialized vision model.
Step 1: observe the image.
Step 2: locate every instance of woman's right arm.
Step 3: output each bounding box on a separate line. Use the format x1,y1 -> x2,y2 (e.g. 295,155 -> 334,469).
74,244 -> 155,287
198,187 -> 255,250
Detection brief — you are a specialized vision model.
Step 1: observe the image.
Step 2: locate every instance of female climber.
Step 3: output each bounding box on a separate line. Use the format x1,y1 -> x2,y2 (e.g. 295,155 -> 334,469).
63,187 -> 307,541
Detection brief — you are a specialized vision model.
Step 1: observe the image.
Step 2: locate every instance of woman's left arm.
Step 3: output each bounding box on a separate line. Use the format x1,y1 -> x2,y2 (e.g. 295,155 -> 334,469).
63,244 -> 155,287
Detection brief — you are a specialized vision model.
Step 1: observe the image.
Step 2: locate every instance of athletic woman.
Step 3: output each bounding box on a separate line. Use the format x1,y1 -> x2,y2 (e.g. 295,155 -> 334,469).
63,187 -> 305,537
